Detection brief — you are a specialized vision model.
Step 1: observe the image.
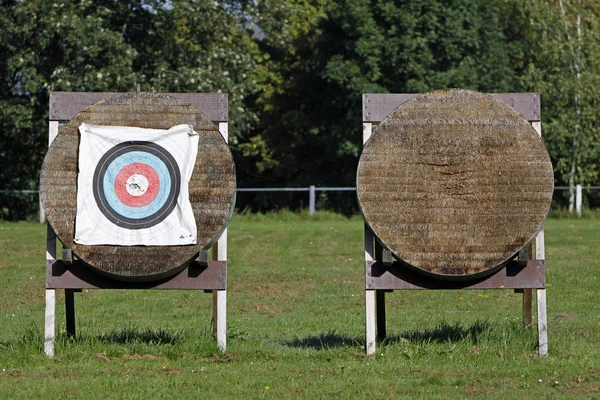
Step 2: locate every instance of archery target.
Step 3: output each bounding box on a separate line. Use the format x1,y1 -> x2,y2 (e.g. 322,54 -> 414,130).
75,123 -> 199,246
93,141 -> 180,229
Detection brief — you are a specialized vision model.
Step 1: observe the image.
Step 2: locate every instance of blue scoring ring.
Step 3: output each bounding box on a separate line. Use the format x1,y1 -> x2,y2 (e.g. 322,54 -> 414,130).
92,141 -> 181,229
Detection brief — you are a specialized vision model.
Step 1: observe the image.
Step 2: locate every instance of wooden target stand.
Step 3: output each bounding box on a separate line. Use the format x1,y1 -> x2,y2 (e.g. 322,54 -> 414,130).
43,92 -> 230,357
361,93 -> 549,356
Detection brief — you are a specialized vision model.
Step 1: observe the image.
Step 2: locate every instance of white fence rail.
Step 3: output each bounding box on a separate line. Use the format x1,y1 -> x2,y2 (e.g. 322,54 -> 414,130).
553,185 -> 600,217
2,186 -> 599,222
237,186 -> 356,215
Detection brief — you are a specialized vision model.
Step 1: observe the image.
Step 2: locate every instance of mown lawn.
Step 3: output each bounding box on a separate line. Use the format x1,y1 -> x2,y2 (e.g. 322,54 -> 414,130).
0,213 -> 599,398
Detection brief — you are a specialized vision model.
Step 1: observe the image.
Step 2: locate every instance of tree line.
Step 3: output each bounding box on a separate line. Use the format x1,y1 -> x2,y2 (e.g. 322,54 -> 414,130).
1,0 -> 599,219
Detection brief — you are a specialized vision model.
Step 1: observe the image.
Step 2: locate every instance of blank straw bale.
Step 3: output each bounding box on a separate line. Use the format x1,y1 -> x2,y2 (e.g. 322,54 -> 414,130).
357,89 -> 553,279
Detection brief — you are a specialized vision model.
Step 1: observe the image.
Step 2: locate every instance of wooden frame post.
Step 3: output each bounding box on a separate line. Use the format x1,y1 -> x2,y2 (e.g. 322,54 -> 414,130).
361,93 -> 549,356
211,121 -> 229,353
44,121 -> 59,357
532,120 -> 548,357
363,121 -> 378,355
364,224 -> 376,355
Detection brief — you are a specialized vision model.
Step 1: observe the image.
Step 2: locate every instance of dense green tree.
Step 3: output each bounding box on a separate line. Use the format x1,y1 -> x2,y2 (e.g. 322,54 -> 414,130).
500,0 -> 600,209
241,0 -> 517,212
0,0 -> 261,219
2,0 -> 599,218
0,0 -> 139,219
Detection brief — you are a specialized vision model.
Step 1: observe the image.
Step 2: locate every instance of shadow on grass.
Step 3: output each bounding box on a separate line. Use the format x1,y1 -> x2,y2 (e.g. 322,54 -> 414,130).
283,331 -> 363,350
283,321 -> 491,350
383,320 -> 490,345
96,327 -> 182,345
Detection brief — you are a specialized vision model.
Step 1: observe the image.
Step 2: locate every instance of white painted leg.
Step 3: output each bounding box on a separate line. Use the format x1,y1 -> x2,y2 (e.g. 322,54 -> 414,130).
215,290 -> 227,352
366,289 -> 376,355
216,228 -> 227,261
364,223 -> 376,355
45,224 -> 57,357
44,289 -> 56,357
535,229 -> 545,260
537,288 -> 548,356
212,228 -> 227,352
534,226 -> 547,355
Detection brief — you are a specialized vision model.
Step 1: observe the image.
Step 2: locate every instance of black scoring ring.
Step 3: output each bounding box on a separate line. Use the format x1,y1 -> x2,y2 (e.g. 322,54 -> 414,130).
92,141 -> 181,229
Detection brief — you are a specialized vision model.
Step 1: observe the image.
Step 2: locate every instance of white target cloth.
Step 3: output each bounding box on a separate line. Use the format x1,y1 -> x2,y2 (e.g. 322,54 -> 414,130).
74,123 -> 199,246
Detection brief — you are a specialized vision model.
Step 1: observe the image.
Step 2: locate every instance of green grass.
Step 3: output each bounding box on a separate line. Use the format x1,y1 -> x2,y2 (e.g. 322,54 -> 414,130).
1,214 -> 600,398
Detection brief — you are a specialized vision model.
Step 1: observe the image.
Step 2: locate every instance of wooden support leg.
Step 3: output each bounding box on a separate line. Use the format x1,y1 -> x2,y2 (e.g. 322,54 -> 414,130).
65,289 -> 76,337
518,243 -> 533,327
45,224 -> 57,357
376,290 -> 386,341
214,290 -> 226,352
212,228 -> 227,352
364,224 -> 376,355
534,227 -> 548,356
537,288 -> 548,356
522,289 -> 532,327
44,289 -> 56,357
366,289 -> 376,355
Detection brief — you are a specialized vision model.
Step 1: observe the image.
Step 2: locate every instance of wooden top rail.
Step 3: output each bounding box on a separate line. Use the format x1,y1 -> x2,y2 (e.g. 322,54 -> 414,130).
363,92 -> 540,122
50,92 -> 228,122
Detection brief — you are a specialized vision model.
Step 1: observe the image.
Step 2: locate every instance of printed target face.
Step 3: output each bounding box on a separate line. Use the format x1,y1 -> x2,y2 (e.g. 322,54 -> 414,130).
74,122 -> 198,247
92,141 -> 181,230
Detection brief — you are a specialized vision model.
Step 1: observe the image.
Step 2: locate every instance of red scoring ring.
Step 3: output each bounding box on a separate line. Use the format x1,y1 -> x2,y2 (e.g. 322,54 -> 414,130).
114,163 -> 160,207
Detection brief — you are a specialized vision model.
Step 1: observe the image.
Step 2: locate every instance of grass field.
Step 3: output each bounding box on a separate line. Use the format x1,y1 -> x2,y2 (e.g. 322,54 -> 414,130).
1,213 -> 599,398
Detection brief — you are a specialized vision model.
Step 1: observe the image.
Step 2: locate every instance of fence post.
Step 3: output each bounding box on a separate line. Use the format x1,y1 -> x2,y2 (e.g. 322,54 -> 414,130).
39,196 -> 46,224
576,184 -> 582,217
309,185 -> 316,215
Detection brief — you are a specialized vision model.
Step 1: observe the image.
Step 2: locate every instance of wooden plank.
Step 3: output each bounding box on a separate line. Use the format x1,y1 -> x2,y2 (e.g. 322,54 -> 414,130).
363,92 -> 541,122
492,93 -> 541,122
366,260 -> 545,290
363,94 -> 416,122
46,260 -> 227,290
50,92 -> 228,122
